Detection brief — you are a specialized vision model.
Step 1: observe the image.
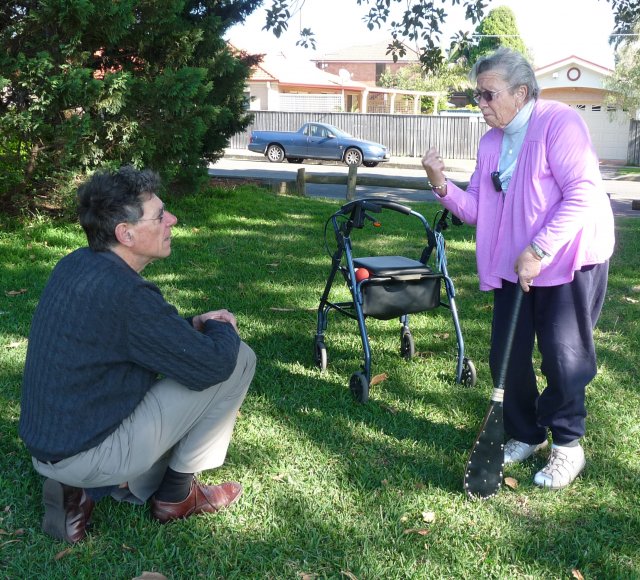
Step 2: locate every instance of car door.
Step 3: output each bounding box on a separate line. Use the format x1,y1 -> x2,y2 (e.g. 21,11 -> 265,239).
306,125 -> 341,160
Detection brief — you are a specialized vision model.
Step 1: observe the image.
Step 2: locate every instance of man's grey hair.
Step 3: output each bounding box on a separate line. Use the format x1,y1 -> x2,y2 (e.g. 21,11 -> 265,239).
77,166 -> 162,252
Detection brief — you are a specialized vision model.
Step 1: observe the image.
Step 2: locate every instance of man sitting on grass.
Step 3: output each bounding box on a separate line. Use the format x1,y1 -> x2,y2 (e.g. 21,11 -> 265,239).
19,166 -> 256,543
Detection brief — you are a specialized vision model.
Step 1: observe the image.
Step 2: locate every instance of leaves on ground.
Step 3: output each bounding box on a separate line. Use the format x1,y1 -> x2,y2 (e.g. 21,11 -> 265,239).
370,372 -> 388,386
504,477 -> 519,490
404,528 -> 431,536
54,547 -> 73,560
421,511 -> 436,523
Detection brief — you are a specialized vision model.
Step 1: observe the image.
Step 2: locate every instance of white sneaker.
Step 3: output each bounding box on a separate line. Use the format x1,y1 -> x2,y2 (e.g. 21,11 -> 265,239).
504,438 -> 549,464
534,444 -> 585,489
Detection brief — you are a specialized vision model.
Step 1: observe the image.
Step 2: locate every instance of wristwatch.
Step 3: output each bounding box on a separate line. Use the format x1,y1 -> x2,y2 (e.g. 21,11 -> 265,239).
530,241 -> 549,260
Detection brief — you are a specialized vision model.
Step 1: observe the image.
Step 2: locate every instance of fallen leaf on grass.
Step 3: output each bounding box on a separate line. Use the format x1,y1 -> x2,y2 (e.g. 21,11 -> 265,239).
421,511 -> 436,523
7,341 -> 25,349
370,373 -> 388,386
572,569 -> 585,580
132,573 -> 169,580
415,351 -> 436,359
504,477 -> 519,490
266,262 -> 280,267
121,543 -> 136,552
298,573 -> 319,580
434,332 -> 450,340
0,540 -> 21,548
341,571 -> 358,580
380,403 -> 398,415
622,296 -> 639,304
403,528 -> 430,536
5,289 -> 27,297
54,547 -> 73,560
631,285 -> 640,293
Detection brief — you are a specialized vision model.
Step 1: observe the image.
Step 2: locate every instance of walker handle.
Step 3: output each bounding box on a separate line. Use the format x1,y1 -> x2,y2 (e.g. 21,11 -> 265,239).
340,198 -> 412,216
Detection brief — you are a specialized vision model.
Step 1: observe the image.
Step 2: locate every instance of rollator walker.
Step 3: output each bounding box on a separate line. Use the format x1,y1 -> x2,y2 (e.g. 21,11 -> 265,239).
314,198 -> 476,403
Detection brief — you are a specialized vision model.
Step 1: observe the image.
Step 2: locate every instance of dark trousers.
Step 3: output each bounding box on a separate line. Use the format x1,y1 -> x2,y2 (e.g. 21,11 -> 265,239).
489,262 -> 609,445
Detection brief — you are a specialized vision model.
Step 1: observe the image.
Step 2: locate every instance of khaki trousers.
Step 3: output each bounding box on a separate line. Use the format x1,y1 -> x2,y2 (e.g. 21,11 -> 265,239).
33,341 -> 256,502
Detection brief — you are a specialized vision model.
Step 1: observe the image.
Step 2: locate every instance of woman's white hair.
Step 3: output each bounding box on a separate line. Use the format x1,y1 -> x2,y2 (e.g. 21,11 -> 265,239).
470,47 -> 539,101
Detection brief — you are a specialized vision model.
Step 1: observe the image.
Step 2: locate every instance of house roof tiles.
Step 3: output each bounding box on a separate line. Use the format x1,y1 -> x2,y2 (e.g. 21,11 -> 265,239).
312,41 -> 420,63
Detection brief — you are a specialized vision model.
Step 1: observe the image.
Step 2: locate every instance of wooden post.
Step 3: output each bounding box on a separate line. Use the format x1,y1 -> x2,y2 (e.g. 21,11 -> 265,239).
296,168 -> 306,196
346,164 -> 358,200
270,180 -> 289,194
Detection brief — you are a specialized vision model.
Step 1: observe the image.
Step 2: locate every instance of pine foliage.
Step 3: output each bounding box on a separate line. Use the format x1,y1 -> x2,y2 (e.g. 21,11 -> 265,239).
0,0 -> 262,211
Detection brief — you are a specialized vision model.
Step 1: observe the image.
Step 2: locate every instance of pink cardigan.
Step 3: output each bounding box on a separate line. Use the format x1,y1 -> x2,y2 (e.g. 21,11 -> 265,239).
440,99 -> 615,291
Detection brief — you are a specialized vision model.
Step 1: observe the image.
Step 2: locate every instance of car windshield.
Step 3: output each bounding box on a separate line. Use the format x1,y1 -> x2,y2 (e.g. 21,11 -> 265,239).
327,126 -> 351,138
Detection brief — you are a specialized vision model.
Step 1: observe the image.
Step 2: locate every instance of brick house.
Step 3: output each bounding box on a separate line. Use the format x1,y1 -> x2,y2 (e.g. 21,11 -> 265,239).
311,41 -> 420,87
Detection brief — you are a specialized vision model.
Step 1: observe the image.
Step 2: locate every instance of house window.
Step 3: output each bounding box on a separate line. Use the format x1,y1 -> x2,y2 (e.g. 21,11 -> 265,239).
591,105 -> 602,112
375,63 -> 387,84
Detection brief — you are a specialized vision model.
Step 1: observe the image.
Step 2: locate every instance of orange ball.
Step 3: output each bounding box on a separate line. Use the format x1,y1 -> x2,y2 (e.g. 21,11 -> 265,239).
355,267 -> 370,282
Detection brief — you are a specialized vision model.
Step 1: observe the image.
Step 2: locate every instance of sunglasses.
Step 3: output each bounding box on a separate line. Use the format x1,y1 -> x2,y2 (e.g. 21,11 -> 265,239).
473,85 -> 515,104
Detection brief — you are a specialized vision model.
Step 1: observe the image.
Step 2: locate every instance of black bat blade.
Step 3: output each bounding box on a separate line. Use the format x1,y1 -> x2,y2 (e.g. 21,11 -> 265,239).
464,288 -> 523,500
464,399 -> 505,499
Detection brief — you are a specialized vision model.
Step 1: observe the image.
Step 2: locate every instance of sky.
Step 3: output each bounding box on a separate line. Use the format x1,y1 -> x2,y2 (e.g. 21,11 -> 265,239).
227,0 -> 617,69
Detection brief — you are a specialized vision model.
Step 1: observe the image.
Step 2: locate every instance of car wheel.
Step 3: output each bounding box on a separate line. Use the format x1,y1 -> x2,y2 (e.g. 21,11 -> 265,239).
344,148 -> 363,166
363,161 -> 379,168
266,144 -> 285,163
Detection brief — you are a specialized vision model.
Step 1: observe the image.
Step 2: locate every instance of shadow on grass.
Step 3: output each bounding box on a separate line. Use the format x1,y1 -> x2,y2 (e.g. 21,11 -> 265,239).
1,189 -> 638,577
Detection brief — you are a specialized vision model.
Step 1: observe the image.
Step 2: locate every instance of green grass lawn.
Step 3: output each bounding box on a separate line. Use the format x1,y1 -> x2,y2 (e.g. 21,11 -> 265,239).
1,186 -> 639,579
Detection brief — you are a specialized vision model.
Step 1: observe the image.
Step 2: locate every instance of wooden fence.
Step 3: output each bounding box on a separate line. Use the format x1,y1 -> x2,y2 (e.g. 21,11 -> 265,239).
229,111 -> 489,160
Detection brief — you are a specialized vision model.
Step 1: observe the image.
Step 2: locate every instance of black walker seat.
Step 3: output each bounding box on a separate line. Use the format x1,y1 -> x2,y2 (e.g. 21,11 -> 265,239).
314,197 -> 476,403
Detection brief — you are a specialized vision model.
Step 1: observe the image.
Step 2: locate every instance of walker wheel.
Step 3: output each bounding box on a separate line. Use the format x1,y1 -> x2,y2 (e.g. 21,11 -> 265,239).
314,338 -> 328,371
349,371 -> 369,403
400,327 -> 415,360
461,357 -> 477,387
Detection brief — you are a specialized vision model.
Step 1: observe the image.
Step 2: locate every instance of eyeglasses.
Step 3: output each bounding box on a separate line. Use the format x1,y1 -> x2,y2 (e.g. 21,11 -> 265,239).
137,204 -> 165,223
473,85 -> 515,104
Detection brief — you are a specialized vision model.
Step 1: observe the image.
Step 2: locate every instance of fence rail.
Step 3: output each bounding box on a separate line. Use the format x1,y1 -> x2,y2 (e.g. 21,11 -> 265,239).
230,111 -> 489,159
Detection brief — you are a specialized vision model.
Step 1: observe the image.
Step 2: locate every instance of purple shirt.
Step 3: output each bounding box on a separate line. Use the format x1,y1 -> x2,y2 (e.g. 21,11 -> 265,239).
440,99 -> 615,291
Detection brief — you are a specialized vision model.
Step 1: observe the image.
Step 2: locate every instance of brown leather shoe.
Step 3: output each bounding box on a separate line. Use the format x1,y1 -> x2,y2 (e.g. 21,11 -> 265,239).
42,478 -> 95,543
150,480 -> 242,524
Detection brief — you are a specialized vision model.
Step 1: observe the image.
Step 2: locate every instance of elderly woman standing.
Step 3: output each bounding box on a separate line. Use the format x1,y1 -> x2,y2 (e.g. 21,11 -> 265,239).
422,47 -> 614,489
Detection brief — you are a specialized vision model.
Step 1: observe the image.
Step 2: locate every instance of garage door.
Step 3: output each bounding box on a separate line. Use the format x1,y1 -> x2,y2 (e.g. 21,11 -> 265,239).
570,104 -> 630,162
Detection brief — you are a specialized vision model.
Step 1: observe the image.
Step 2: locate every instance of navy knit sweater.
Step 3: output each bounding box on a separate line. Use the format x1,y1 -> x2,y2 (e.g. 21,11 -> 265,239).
19,248 -> 241,462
